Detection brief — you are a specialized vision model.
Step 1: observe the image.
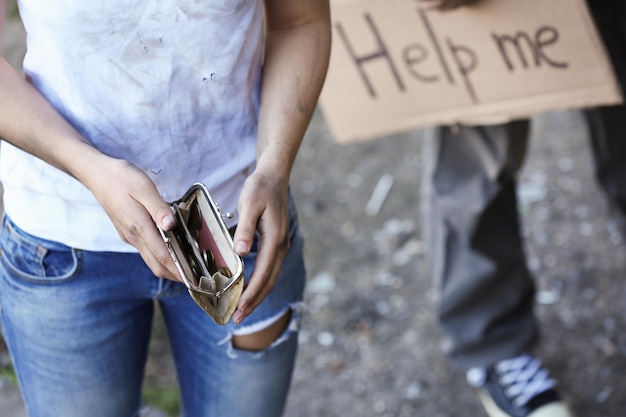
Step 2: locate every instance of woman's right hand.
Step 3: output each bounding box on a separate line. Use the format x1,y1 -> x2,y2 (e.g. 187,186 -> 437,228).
81,156 -> 182,282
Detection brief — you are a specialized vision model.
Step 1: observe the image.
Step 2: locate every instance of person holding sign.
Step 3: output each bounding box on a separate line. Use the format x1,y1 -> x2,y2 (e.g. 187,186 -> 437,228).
419,0 -> 625,417
0,1 -> 331,416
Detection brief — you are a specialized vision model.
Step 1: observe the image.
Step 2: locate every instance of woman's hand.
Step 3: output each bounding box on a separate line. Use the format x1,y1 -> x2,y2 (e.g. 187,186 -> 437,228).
83,156 -> 182,282
225,0 -> 330,325
230,170 -> 291,325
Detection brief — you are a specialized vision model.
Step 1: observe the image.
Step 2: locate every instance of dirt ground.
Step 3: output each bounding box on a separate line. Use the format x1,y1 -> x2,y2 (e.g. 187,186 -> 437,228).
1,7 -> 625,417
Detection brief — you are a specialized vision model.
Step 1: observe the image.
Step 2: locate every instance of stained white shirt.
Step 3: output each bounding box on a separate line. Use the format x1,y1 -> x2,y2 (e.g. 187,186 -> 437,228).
1,0 -> 262,251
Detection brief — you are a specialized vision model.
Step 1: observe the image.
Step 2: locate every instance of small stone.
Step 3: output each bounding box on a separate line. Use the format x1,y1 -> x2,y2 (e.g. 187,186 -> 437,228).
405,382 -> 423,400
536,290 -> 561,305
596,386 -> 613,403
317,331 -> 335,347
308,272 -> 336,294
373,399 -> 387,414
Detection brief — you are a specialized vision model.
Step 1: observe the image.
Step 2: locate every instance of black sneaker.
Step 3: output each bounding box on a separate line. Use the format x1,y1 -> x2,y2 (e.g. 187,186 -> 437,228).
466,354 -> 573,417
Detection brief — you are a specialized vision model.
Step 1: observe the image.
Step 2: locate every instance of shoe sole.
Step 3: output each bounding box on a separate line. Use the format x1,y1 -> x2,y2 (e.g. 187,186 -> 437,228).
475,389 -> 575,417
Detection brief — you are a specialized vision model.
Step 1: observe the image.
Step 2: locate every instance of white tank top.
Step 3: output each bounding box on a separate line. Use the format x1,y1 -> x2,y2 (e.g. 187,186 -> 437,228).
1,0 -> 262,251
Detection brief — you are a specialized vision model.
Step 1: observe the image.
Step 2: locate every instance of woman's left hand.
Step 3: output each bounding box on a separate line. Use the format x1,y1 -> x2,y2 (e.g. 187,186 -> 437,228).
230,170 -> 291,325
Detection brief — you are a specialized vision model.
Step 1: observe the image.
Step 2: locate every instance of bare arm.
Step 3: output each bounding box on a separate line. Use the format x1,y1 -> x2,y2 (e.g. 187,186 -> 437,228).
0,0 -> 180,281
231,0 -> 331,324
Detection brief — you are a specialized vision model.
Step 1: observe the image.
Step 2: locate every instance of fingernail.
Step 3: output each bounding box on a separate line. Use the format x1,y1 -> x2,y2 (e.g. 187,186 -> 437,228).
233,311 -> 243,325
235,241 -> 249,254
161,215 -> 175,230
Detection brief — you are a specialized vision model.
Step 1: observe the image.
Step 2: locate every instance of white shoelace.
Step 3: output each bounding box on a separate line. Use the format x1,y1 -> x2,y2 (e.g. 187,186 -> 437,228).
467,354 -> 556,408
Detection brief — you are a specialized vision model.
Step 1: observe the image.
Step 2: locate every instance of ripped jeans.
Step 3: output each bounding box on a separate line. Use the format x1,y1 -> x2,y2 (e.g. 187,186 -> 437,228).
0,202 -> 305,417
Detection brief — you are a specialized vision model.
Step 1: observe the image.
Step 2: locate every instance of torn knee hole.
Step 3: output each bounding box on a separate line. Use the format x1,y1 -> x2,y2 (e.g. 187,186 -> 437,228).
231,309 -> 292,352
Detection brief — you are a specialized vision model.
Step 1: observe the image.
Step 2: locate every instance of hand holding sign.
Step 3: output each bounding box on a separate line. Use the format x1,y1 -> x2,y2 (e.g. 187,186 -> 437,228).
418,0 -> 477,11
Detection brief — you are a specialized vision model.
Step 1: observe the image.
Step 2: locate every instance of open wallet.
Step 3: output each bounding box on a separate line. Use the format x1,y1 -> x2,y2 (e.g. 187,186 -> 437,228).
158,183 -> 244,325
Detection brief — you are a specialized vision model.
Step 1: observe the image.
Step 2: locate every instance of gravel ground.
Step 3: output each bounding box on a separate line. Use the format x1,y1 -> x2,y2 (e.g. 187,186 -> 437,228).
2,8 -> 625,417
285,108 -> 626,417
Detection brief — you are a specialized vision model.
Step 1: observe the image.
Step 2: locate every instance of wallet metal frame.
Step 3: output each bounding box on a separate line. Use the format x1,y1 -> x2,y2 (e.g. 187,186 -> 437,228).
158,183 -> 244,324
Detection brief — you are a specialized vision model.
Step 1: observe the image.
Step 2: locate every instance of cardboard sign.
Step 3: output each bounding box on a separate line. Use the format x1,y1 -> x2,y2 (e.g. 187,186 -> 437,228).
319,0 -> 623,143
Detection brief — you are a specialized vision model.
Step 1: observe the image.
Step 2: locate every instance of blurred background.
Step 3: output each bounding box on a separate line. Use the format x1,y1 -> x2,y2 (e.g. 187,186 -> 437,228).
1,2 -> 625,416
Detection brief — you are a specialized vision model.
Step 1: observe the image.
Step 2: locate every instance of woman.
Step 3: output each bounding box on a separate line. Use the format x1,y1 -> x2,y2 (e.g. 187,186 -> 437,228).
0,1 -> 331,416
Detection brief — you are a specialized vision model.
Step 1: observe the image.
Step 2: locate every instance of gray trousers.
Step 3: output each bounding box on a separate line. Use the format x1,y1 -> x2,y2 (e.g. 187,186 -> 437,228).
421,0 -> 626,370
422,121 -> 536,369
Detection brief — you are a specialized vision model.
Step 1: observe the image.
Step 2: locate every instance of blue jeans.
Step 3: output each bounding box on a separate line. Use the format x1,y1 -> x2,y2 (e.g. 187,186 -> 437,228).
0,203 -> 305,417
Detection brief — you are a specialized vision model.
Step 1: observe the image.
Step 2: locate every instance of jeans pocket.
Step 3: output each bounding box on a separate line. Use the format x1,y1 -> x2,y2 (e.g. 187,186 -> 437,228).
0,217 -> 80,284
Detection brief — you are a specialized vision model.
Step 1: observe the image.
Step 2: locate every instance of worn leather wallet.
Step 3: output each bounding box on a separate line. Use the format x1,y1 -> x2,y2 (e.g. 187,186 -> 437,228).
158,183 -> 244,325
